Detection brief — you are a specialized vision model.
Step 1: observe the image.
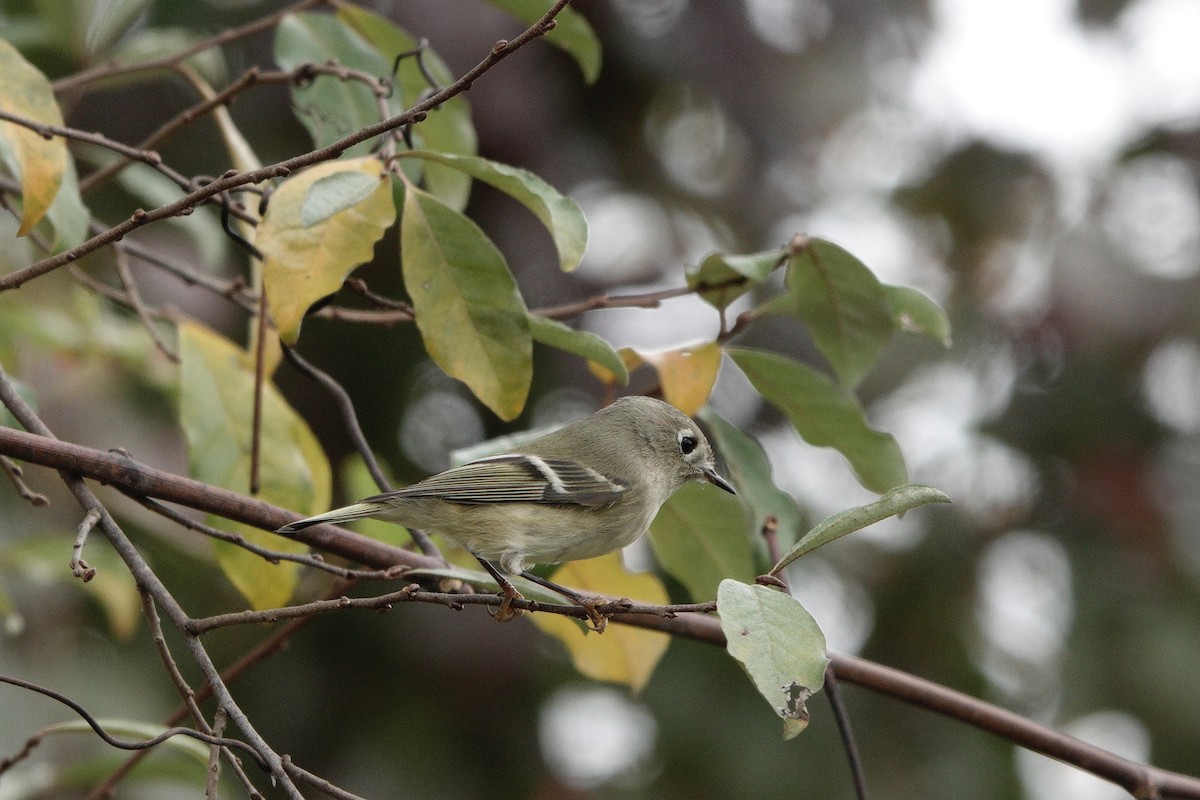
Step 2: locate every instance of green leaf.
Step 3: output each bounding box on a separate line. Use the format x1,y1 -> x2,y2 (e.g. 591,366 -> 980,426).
771,236 -> 894,388
273,13 -> 400,156
718,579 -> 829,739
400,150 -> 587,272
301,170 -> 381,227
77,0 -> 152,57
687,248 -> 785,311
884,283 -> 952,347
257,157 -> 396,345
484,0 -> 602,83
402,185 -> 532,420
647,482 -> 754,602
39,154 -> 88,252
699,408 -> 803,556
728,347 -> 907,493
770,483 -> 951,575
528,314 -> 628,384
178,321 -> 331,610
0,37 -> 67,235
337,6 -> 477,210
42,718 -> 210,764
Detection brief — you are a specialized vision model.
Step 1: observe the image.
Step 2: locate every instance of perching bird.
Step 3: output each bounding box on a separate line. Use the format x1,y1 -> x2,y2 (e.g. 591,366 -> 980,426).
277,395 -> 735,625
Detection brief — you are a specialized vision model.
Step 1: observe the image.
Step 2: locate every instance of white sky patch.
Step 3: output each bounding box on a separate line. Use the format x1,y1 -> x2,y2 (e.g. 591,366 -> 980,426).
910,0 -> 1134,168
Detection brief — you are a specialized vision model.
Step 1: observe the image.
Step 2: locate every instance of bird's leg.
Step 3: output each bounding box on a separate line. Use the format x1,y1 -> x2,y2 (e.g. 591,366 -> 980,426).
519,570 -> 611,633
475,557 -> 524,622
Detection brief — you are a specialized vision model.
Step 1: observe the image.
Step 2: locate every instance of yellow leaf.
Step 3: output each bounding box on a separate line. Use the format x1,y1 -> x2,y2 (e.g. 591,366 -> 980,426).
532,553 -> 671,692
258,157 -> 396,344
177,320 -> 331,609
640,342 -> 722,416
587,347 -> 644,387
0,38 -> 67,235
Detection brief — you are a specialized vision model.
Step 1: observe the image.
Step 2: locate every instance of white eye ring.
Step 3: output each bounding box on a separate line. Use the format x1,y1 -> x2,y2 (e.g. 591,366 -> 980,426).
678,431 -> 698,455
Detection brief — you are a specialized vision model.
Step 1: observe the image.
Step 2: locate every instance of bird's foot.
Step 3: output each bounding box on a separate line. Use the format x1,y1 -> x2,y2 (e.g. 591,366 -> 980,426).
579,595 -> 615,634
490,584 -> 526,622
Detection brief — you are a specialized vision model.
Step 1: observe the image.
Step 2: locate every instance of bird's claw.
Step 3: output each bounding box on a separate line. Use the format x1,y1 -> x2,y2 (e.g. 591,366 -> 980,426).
580,596 -> 612,634
490,584 -> 525,622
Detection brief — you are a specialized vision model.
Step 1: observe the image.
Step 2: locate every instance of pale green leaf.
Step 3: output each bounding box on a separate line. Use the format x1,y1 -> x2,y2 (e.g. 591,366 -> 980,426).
400,150 -> 587,272
700,408 -> 803,557
648,482 -> 754,602
0,37 -> 67,235
728,347 -> 907,493
257,157 -> 395,344
687,248 -> 786,311
178,321 -> 331,610
773,237 -> 894,388
302,170 -> 381,227
771,483 -> 951,575
718,579 -> 829,739
273,13 -> 400,156
402,185 -> 532,420
337,6 -> 477,210
884,283 -> 952,347
42,718 -> 210,764
484,0 -> 602,83
528,314 -> 628,384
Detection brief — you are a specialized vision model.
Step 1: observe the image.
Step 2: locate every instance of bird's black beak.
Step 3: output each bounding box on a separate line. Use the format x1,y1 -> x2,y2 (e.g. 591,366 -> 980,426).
703,466 -> 736,494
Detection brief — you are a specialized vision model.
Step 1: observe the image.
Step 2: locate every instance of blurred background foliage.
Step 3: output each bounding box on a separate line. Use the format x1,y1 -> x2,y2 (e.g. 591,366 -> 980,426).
1,0 -> 1199,798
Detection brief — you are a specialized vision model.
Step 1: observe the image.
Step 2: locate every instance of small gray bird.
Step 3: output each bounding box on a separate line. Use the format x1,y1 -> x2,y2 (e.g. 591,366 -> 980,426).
278,396 -> 735,624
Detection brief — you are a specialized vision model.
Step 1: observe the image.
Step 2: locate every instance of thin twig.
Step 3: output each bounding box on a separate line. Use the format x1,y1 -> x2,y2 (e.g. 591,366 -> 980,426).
51,0 -> 330,93
279,346 -> 441,559
140,591 -> 261,798
0,365 -> 304,798
187,584 -> 717,635
0,455 -> 48,506
71,508 -> 100,582
249,289 -> 268,495
0,674 -> 265,766
119,490 -> 405,581
87,579 -> 355,800
111,244 -> 180,362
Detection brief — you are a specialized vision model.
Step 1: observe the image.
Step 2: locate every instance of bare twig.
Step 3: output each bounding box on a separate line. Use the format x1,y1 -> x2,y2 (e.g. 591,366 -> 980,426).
70,508 -> 100,582
0,673 -> 265,766
111,243 -> 179,362
0,455 -> 48,506
120,490 -> 405,581
51,0 -> 330,93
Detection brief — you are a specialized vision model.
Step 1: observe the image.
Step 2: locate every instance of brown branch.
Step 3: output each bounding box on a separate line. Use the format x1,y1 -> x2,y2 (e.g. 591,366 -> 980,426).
50,0 -> 330,93
3,425 -> 1200,797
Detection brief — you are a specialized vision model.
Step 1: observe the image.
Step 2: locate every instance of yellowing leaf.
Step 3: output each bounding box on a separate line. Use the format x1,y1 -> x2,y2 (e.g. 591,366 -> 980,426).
532,554 -> 671,692
178,321 -> 331,610
258,157 -> 395,344
588,347 -> 644,387
529,315 -> 628,385
402,185 -> 532,420
640,343 -> 722,416
0,38 -> 68,235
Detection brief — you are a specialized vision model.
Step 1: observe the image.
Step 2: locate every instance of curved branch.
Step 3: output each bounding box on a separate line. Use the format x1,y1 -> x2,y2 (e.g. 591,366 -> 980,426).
2,433 -> 1199,797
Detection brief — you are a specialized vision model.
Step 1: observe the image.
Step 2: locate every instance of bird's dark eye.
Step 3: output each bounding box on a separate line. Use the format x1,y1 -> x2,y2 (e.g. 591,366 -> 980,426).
679,434 -> 697,455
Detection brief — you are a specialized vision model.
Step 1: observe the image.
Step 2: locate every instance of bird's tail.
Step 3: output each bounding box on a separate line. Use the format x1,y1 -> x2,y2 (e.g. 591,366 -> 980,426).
276,502 -> 387,534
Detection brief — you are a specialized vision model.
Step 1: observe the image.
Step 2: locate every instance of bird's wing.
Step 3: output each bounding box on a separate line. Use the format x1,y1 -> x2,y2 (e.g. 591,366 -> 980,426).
364,454 -> 627,507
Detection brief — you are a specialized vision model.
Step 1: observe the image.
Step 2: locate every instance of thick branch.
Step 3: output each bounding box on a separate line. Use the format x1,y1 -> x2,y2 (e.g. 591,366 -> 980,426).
3,426 -> 1200,797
